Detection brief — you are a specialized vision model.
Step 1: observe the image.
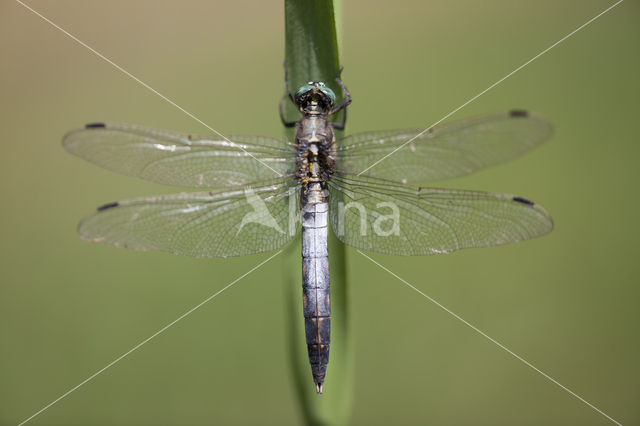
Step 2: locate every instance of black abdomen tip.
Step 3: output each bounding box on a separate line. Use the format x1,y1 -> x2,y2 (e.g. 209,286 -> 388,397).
97,201 -> 119,211
85,123 -> 106,128
513,196 -> 534,206
509,109 -> 528,118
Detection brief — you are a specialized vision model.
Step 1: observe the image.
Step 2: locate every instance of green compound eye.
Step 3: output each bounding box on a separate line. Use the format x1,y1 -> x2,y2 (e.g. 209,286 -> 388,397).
294,82 -> 336,106
294,84 -> 316,99
319,86 -> 336,105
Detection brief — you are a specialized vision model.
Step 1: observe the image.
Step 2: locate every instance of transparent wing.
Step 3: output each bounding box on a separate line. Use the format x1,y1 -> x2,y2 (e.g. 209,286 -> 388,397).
79,177 -> 300,258
63,123 -> 297,188
328,173 -> 552,256
336,111 -> 551,183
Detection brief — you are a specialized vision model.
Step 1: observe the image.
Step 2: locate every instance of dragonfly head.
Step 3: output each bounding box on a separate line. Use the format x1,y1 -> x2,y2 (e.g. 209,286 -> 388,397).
294,81 -> 336,113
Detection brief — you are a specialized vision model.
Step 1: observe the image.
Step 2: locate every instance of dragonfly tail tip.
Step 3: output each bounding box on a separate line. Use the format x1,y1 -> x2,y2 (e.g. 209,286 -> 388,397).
315,383 -> 323,394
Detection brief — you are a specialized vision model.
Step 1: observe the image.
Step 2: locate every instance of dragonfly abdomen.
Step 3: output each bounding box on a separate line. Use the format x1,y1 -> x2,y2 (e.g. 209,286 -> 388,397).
301,182 -> 330,394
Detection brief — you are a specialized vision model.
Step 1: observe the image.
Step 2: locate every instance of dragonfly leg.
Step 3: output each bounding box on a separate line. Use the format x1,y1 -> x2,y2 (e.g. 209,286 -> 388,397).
329,72 -> 351,129
330,106 -> 347,130
283,61 -> 295,102
329,73 -> 352,116
279,95 -> 297,128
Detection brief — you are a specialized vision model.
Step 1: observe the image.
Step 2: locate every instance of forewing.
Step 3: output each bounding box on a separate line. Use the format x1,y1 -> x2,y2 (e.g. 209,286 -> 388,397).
63,123 -> 296,188
337,111 -> 551,183
79,178 -> 300,257
328,173 -> 552,256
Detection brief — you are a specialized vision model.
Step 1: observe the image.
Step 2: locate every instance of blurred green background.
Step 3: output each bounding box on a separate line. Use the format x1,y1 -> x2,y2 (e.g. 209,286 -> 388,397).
1,1 -> 638,424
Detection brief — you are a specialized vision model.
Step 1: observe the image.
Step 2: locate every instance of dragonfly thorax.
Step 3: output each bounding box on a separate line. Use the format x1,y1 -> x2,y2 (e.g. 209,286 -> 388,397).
295,116 -> 336,184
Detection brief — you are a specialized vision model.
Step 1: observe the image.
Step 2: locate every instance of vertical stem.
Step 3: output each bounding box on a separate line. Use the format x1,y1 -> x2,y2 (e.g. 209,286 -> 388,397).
282,1 -> 352,425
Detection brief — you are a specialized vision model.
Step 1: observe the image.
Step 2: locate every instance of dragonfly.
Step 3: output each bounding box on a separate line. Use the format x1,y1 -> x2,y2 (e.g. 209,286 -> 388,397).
63,77 -> 553,394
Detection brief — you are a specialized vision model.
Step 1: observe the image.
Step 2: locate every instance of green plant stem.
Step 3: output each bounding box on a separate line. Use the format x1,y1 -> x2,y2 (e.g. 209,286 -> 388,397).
282,1 -> 352,425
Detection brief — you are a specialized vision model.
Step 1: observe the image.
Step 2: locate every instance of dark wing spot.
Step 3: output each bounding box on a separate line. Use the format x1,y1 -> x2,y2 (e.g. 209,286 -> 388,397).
513,196 -> 534,206
85,123 -> 106,129
509,109 -> 528,118
97,201 -> 119,211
